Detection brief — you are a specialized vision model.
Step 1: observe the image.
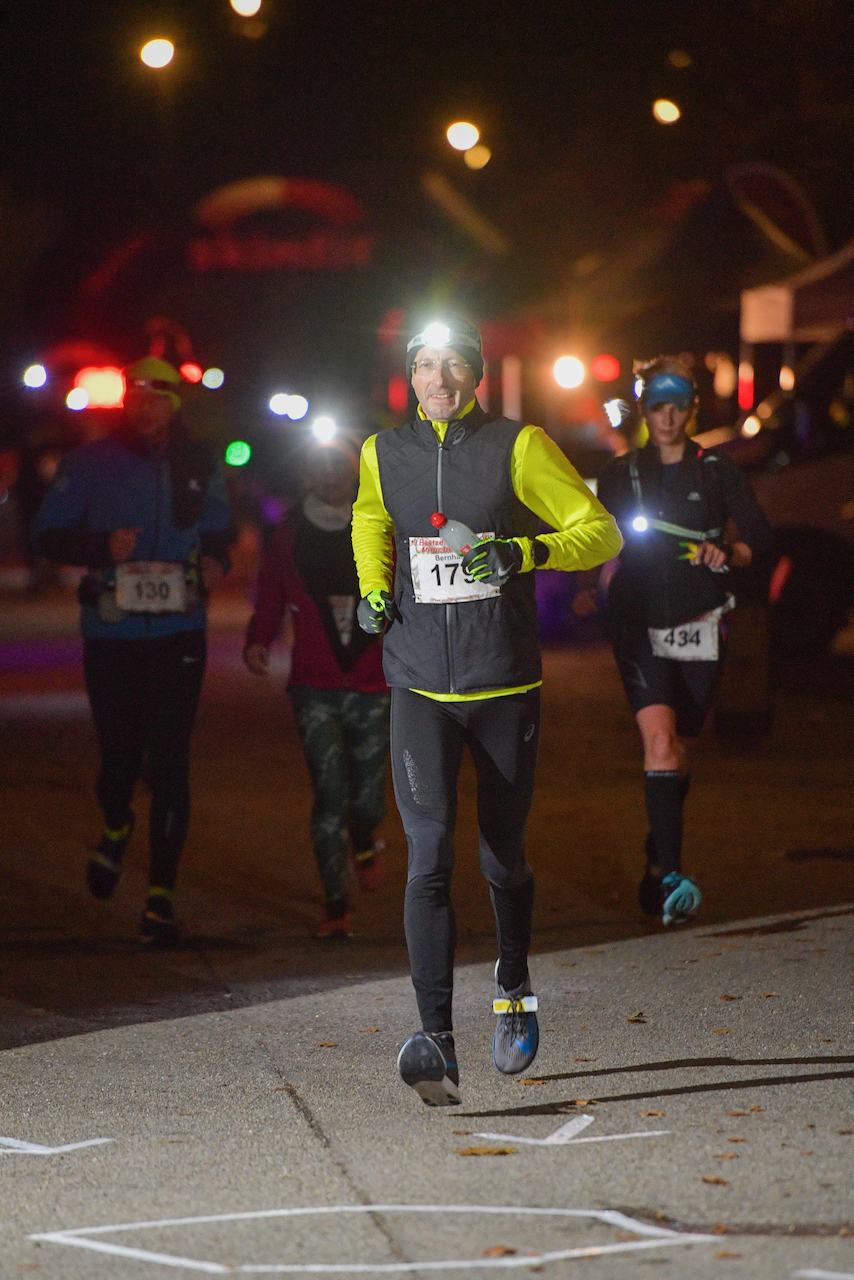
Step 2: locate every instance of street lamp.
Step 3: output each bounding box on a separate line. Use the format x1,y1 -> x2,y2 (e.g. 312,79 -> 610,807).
446,122 -> 479,151
652,99 -> 680,124
553,356 -> 585,389
231,0 -> 262,12
140,39 -> 174,68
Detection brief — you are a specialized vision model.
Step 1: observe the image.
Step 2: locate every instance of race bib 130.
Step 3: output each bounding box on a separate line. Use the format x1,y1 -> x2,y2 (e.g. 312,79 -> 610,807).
115,562 -> 187,614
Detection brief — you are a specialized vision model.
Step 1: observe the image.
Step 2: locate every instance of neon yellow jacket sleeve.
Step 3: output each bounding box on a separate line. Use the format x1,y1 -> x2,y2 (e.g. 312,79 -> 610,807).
351,434 -> 395,596
510,425 -> 623,572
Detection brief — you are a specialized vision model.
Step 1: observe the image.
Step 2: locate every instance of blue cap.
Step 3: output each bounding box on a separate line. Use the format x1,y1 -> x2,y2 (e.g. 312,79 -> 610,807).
640,373 -> 695,411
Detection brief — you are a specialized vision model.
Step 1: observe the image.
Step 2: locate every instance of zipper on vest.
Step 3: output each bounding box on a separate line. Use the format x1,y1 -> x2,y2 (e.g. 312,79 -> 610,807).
437,438 -> 456,694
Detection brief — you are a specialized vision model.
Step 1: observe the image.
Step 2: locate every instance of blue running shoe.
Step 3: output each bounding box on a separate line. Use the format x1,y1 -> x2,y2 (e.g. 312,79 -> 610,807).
492,961 -> 539,1075
661,873 -> 702,926
397,1031 -> 461,1107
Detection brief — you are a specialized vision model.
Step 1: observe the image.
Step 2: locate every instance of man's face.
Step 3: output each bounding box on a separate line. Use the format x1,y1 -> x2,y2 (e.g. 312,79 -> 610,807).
306,446 -> 358,506
123,388 -> 175,437
645,399 -> 695,450
410,346 -> 477,422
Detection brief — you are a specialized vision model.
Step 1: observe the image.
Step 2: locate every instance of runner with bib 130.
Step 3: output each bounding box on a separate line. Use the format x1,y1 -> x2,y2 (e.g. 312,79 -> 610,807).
597,356 -> 771,927
352,316 -> 622,1107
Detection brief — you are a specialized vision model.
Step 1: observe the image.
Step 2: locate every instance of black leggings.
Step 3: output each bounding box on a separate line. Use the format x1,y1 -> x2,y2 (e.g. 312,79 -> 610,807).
83,631 -> 206,890
390,686 -> 540,1033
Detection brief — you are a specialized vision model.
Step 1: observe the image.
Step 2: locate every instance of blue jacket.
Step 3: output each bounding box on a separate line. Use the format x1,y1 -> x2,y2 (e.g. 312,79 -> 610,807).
32,429 -> 233,640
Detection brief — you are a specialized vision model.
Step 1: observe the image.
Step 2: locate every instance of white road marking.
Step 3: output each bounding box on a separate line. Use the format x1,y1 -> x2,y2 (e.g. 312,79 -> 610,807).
29,1204 -> 717,1273
793,1272 -> 854,1279
473,1115 -> 670,1147
0,1135 -> 113,1155
0,691 -> 89,719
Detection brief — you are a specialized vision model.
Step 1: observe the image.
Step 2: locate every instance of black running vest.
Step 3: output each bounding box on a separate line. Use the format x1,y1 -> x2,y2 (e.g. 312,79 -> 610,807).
374,406 -> 541,695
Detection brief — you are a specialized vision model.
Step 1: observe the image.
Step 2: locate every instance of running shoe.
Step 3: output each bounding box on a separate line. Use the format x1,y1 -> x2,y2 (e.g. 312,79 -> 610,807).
397,1031 -> 461,1107
661,873 -> 702,926
139,891 -> 179,945
86,814 -> 135,900
315,903 -> 354,939
352,839 -> 385,893
492,961 -> 539,1075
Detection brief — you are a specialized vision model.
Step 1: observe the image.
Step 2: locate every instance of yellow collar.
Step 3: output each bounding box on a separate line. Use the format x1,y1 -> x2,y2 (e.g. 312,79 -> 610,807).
416,398 -> 478,442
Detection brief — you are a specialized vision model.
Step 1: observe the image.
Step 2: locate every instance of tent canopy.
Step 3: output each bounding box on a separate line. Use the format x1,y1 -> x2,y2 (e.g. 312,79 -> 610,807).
740,238 -> 854,343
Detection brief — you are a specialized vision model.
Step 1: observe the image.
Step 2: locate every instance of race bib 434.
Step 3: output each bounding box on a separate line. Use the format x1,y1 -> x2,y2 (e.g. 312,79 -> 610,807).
409,535 -> 500,604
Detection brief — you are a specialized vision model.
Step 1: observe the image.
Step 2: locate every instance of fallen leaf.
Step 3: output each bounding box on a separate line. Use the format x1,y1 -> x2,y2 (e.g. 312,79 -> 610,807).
820,1038 -> 836,1043
749,1106 -> 764,1112
167,1139 -> 189,1144
727,1138 -> 746,1143
727,1111 -> 748,1116
706,952 -> 722,957
358,1028 -> 380,1033
521,1078 -> 547,1086
713,1029 -> 732,1034
801,1150 -> 813,1156
712,1225 -> 728,1235
719,995 -> 742,1001
458,1146 -> 516,1157
630,1011 -> 644,1018
642,1110 -> 664,1117
315,1042 -> 338,1047
838,1129 -> 853,1135
483,1247 -> 517,1257
452,1130 -> 471,1135
573,1057 -> 597,1062
715,1153 -> 739,1159
715,1251 -> 742,1259
572,1099 -> 595,1106
614,1232 -> 640,1241
759,992 -> 778,998
702,1176 -> 729,1185
627,1017 -> 646,1024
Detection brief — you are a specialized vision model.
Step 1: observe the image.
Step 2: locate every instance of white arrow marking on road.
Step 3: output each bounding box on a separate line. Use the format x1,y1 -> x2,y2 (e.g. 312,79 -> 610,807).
473,1115 -> 670,1147
793,1272 -> 854,1279
0,1135 -> 113,1155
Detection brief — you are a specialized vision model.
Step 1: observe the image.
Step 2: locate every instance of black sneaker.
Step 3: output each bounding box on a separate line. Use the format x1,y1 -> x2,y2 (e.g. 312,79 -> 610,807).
492,962 -> 539,1075
397,1031 -> 461,1107
86,814 -> 135,900
140,892 -> 179,945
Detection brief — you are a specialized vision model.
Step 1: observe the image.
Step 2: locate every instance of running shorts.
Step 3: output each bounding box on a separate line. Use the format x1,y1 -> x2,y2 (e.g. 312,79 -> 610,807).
613,622 -> 727,738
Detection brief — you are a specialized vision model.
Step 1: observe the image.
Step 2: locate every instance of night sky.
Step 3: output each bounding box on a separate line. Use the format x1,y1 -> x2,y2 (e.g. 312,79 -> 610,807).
1,0 -> 851,428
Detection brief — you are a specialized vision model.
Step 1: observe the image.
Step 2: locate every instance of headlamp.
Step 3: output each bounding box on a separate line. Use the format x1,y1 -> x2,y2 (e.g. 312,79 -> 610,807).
632,516 -> 649,532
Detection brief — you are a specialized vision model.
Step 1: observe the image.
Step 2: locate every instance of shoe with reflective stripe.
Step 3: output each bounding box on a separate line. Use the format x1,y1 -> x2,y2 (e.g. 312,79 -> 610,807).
86,813 -> 135,900
661,873 -> 702,926
140,892 -> 179,945
492,961 -> 539,1075
397,1031 -> 461,1107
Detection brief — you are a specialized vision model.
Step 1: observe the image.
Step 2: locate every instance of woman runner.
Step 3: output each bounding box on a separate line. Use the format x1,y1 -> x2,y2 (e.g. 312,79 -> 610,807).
597,356 -> 771,926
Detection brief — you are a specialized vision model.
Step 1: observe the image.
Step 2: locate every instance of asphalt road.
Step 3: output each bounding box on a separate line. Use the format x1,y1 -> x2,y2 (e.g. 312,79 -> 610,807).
1,588 -> 853,1277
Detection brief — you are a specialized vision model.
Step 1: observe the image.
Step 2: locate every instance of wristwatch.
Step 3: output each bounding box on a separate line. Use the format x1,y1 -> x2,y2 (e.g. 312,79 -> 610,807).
532,538 -> 550,567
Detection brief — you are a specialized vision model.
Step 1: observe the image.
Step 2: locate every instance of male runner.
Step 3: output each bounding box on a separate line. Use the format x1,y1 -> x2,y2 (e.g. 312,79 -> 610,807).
352,317 -> 622,1105
32,357 -> 233,942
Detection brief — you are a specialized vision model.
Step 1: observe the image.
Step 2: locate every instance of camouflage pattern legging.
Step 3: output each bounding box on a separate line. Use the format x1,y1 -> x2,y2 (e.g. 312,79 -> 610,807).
290,687 -> 391,904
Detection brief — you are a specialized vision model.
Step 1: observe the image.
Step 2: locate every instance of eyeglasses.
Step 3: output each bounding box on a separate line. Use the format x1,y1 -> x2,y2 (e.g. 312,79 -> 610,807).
411,358 -> 471,377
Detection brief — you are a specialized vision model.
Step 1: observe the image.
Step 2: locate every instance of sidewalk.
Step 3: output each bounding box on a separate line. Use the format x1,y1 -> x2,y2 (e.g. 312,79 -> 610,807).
2,904 -> 852,1278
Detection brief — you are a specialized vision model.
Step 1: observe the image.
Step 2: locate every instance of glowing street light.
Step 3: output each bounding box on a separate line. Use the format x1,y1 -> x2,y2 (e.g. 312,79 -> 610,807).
23,364 -> 47,388
553,356 -> 585,389
66,388 -> 90,411
742,415 -> 761,437
230,0 -> 262,12
312,416 -> 336,442
140,39 -> 174,68
225,441 -> 251,466
446,122 -> 479,151
202,368 -> 225,389
269,393 -> 309,420
464,145 -> 491,170
652,99 -> 680,124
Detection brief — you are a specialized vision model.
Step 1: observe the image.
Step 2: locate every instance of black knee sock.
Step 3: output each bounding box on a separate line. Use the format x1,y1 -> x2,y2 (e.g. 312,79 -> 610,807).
644,771 -> 685,878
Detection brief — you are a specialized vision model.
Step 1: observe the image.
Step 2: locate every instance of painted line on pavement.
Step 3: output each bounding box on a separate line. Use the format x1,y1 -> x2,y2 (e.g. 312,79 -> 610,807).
793,1272 -> 854,1279
474,1115 -> 670,1147
30,1204 -> 717,1273
1,1135 -> 113,1155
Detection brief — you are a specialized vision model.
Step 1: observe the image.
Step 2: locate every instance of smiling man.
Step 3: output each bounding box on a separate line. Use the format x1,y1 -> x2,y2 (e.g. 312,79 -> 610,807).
351,316 -> 622,1106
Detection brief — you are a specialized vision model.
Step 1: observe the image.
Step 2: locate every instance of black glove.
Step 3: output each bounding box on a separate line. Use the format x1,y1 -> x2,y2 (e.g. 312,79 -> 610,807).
461,538 -> 523,586
357,590 -> 400,634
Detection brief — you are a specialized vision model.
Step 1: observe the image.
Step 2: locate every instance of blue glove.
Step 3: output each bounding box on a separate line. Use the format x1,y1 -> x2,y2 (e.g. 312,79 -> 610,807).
357,590 -> 400,634
461,538 -> 523,585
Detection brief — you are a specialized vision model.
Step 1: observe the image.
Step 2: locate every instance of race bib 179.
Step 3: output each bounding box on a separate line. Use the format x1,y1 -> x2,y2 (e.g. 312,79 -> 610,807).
409,534 -> 500,604
115,562 -> 187,614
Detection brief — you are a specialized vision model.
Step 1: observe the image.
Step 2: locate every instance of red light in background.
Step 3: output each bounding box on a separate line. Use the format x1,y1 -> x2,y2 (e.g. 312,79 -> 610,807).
737,361 -> 754,411
74,367 -> 125,408
388,375 -> 409,414
591,354 -> 620,382
180,363 -> 203,383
